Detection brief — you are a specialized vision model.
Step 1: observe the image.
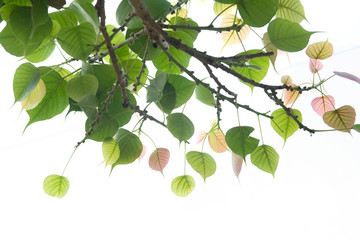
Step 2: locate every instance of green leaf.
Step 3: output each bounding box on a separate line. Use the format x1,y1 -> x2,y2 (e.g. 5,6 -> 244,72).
120,58 -> 149,92
169,17 -> 199,42
13,62 -> 40,102
49,9 -> 77,27
268,18 -> 315,52
195,84 -> 215,107
3,0 -> 31,5
0,23 -> 28,56
25,67 -> 68,129
78,94 -> 98,120
102,137 -> 120,166
31,0 -> 48,27
147,72 -> 167,103
101,25 -> 129,60
167,113 -> 194,142
46,0 -> 66,9
85,64 -> 116,96
225,126 -> 259,160
85,113 -> 119,142
250,145 -> 279,176
231,49 -> 270,91
276,0 -> 306,23
186,151 -> 216,181
271,108 -> 302,144
237,0 -> 279,27
214,0 -> 238,4
68,0 -> 99,34
112,128 -> 143,166
126,28 -> 161,60
352,124 -> 360,133
43,174 -> 70,198
171,175 -> 195,197
157,74 -> 196,114
1,4 -> 19,22
66,74 -> 98,102
56,22 -> 97,61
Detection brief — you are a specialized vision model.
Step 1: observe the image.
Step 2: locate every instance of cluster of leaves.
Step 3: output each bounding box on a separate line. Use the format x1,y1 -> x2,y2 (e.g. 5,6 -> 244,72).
1,0 -> 358,198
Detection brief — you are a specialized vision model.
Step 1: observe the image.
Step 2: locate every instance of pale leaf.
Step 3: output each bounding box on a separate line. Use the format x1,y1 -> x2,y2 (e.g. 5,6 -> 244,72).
138,144 -> 146,161
21,79 -> 46,110
311,95 -> 335,116
213,2 -> 236,16
196,131 -> 207,144
220,14 -> 250,48
334,71 -> 360,84
149,148 -> 170,173
309,58 -> 323,73
284,83 -> 301,106
232,152 -> 243,179
281,75 -> 292,85
306,41 -> 333,60
208,122 -> 228,153
323,105 -> 356,133
262,32 -> 278,71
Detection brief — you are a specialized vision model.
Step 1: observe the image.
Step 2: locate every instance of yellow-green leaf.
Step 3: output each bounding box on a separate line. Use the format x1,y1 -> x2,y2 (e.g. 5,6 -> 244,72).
271,108 -> 302,143
213,2 -> 236,16
208,121 -> 228,153
251,145 -> 279,176
43,174 -> 69,198
102,137 -> 120,166
21,79 -> 46,110
323,105 -> 356,133
276,0 -> 306,23
171,175 -> 195,197
306,41 -> 333,60
262,32 -> 278,70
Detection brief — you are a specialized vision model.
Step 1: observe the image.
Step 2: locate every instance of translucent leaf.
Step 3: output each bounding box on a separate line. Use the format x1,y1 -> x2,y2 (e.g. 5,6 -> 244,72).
268,18 -> 315,52
102,137 -> 120,166
208,121 -> 228,153
283,83 -> 301,106
138,144 -> 147,161
306,41 -> 333,60
43,174 -> 69,198
271,108 -> 302,144
213,2 -> 236,16
21,79 -> 46,110
323,105 -> 356,133
220,14 -> 250,48
232,152 -> 243,179
237,0 -> 279,27
225,126 -> 259,160
167,113 -> 194,142
171,175 -> 195,197
250,145 -> 279,176
195,85 -> 215,107
186,151 -> 216,181
68,0 -> 100,34
149,148 -> 170,173
276,0 -> 306,23
13,62 -> 40,102
281,75 -> 292,85
56,22 -> 97,61
196,131 -> 207,144
309,58 -> 323,74
49,9 -> 77,27
66,74 -> 98,102
333,71 -> 360,84
262,32 -> 278,70
311,95 -> 335,116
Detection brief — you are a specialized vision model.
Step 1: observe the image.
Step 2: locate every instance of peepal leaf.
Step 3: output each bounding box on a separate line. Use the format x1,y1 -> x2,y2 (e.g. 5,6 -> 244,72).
21,79 -> 46,110
311,95 -> 335,116
309,59 -> 323,73
306,41 -> 333,60
208,122 -> 228,153
13,62 -> 40,102
225,126 -> 259,160
237,0 -> 279,27
195,84 -> 215,107
333,71 -> 360,84
149,148 -> 170,173
232,152 -> 243,179
43,174 -> 69,198
171,175 -> 195,197
220,14 -> 250,48
167,113 -> 194,142
251,145 -> 279,176
276,0 -> 306,23
271,108 -> 302,143
146,72 -> 167,103
262,32 -> 278,70
113,128 -> 143,166
66,74 -> 98,102
186,151 -> 216,181
283,84 -> 301,106
102,137 -> 120,166
323,105 -> 356,133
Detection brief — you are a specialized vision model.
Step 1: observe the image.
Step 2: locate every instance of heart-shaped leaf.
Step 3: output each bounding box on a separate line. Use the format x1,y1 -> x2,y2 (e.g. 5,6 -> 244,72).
306,41 -> 333,60
167,113 -> 195,142
43,174 -> 70,198
276,0 -> 306,23
250,145 -> 279,176
66,74 -> 98,102
21,79 -> 46,110
171,175 -> 196,197
149,148 -> 170,174
195,85 -> 215,107
271,108 -> 302,144
237,0 -> 279,27
112,128 -> 143,166
225,126 -> 259,160
13,62 -> 40,102
220,14 -> 250,49
208,122 -> 228,153
323,105 -> 356,133
262,32 -> 278,70
186,151 -> 216,181
283,83 -> 301,106
311,95 -> 335,116
309,58 -> 323,73
102,137 -> 120,166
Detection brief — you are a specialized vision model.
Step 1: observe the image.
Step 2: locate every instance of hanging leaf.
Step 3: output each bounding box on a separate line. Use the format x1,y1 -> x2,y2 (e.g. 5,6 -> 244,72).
208,121 -> 228,153
66,74 -> 98,102
213,2 -> 236,16
13,62 -> 40,102
283,83 -> 301,106
138,144 -> 147,161
149,148 -> 170,173
43,174 -> 70,198
197,131 -> 207,144
262,32 -> 278,70
237,0 -> 279,27
271,108 -> 302,144
21,79 -> 46,110
250,145 -> 279,176
309,58 -> 323,73
276,0 -> 306,23
186,151 -> 216,181
311,95 -> 335,116
225,126 -> 259,160
281,75 -> 293,85
220,14 -> 250,49
333,71 -> 360,84
102,137 -> 120,166
232,152 -> 243,179
306,41 -> 333,60
167,113 -> 195,142
323,105 -> 356,133
112,128 -> 143,167
171,175 -> 196,197
195,84 -> 215,107
268,18 -> 315,52
352,124 -> 360,133
56,22 -> 97,61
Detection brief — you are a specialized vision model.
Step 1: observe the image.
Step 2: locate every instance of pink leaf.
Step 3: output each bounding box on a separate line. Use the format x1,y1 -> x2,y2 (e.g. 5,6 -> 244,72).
311,95 -> 335,116
138,144 -> 146,161
334,71 -> 360,84
149,148 -> 170,173
309,59 -> 323,73
232,152 -> 243,179
196,131 -> 207,144
283,84 -> 301,106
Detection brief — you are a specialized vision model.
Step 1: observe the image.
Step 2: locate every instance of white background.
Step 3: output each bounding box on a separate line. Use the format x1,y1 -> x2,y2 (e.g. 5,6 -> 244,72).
0,0 -> 360,239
